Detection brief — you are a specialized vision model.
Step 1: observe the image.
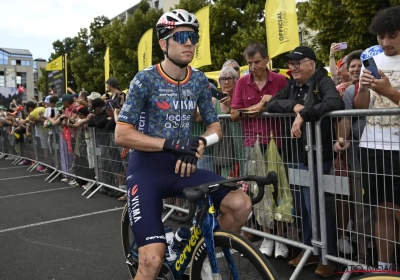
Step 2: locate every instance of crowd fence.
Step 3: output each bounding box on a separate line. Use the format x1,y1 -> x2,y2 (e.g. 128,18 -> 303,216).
1,109 -> 400,280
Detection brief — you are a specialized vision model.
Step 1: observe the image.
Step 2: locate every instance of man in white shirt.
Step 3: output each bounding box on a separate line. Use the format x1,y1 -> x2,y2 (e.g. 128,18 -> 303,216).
354,5 -> 400,271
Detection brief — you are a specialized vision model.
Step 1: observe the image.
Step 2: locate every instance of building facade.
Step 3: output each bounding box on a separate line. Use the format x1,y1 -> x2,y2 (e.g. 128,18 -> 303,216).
0,48 -> 46,102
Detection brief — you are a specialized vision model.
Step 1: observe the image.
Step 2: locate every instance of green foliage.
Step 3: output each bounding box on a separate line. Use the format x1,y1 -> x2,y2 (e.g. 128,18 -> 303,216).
101,0 -> 164,90
69,16 -> 110,93
35,67 -> 47,96
297,0 -> 400,64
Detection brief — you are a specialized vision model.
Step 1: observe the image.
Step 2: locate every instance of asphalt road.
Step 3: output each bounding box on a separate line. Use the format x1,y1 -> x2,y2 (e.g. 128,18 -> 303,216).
0,158 -> 357,280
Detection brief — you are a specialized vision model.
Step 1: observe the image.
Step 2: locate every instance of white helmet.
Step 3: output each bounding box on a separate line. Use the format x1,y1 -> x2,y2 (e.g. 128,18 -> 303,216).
156,9 -> 199,39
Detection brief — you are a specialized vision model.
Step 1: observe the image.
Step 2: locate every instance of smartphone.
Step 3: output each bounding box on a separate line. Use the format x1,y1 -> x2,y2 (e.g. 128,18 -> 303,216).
210,88 -> 226,100
363,57 -> 381,79
338,42 -> 347,50
50,109 -> 55,118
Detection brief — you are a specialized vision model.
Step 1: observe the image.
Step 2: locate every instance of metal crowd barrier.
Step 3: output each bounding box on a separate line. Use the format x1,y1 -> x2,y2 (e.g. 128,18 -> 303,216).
1,109 -> 400,280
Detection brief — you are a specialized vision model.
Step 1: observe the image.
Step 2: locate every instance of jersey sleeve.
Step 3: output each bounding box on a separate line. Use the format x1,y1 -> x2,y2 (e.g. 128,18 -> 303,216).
197,75 -> 219,126
118,71 -> 149,126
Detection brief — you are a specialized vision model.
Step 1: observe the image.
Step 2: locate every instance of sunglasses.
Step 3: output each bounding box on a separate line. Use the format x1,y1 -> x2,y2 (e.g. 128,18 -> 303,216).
233,66 -> 240,71
163,31 -> 199,45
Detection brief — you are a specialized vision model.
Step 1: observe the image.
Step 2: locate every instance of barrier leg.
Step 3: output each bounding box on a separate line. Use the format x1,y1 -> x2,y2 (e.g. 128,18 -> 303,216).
86,184 -> 104,199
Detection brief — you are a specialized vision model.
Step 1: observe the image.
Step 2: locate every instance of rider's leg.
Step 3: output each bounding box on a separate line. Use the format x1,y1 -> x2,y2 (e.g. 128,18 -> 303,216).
135,244 -> 165,280
218,190 -> 252,233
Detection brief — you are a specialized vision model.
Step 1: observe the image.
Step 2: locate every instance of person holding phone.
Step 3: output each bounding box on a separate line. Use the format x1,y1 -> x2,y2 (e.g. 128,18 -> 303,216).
354,6 -> 400,272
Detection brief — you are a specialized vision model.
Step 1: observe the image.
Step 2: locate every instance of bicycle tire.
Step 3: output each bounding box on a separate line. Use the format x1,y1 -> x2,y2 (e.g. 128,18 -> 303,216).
121,203 -> 180,279
121,203 -> 137,278
190,230 -> 278,280
353,275 -> 400,279
170,201 -> 196,224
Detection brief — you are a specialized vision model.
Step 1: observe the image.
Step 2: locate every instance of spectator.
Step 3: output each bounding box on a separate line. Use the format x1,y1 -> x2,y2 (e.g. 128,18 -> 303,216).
222,59 -> 241,79
354,5 -> 400,271
104,78 -> 125,106
17,84 -> 25,104
43,95 -> 59,166
105,99 -> 127,201
230,42 -> 289,259
266,46 -> 344,277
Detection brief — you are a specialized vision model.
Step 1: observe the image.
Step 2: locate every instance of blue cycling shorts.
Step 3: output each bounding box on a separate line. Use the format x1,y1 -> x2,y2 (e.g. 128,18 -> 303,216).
126,151 -> 229,248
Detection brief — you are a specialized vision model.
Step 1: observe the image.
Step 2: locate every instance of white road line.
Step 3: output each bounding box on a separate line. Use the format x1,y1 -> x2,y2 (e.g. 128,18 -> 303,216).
0,174 -> 46,181
0,187 -> 72,199
0,166 -> 26,170
0,207 -> 124,233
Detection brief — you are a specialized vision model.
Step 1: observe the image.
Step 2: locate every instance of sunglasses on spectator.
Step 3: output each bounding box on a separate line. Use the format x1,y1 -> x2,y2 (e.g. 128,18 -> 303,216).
163,31 -> 199,45
286,60 -> 312,69
219,76 -> 235,82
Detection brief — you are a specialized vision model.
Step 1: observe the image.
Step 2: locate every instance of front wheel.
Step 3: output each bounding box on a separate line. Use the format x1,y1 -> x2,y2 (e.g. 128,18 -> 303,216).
190,230 -> 278,280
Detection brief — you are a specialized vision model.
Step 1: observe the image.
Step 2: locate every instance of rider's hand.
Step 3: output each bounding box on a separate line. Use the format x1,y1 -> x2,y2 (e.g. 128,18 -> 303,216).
163,136 -> 206,158
175,155 -> 198,177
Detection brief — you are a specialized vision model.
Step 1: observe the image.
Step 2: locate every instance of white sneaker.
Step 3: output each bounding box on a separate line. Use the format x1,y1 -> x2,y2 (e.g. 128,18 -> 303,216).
337,237 -> 354,254
274,241 -> 289,259
61,177 -> 69,183
201,257 -> 213,279
259,238 -> 274,257
82,182 -> 92,190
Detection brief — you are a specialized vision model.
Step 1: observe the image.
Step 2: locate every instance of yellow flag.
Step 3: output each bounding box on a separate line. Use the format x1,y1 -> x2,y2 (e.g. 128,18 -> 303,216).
138,29 -> 153,71
46,55 -> 63,71
65,54 -> 68,92
265,0 -> 299,59
104,47 -> 110,81
104,47 -> 110,91
190,6 -> 211,68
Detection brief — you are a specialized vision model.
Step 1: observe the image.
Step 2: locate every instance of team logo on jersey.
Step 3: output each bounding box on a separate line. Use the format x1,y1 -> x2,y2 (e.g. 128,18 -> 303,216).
156,101 -> 170,110
131,185 -> 138,196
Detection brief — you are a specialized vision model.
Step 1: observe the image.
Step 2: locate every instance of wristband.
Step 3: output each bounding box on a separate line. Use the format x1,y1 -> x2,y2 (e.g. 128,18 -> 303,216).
204,133 -> 219,146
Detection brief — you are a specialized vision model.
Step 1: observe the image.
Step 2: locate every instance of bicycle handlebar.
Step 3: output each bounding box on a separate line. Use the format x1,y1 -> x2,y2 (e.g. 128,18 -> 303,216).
183,171 -> 278,206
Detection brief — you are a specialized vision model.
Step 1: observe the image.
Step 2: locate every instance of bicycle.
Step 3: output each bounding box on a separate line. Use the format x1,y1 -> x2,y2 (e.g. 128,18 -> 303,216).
121,172 -> 279,279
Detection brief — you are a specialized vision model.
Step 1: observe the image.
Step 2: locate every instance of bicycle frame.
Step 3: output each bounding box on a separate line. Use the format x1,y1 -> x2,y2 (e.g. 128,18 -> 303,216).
129,195 -> 240,279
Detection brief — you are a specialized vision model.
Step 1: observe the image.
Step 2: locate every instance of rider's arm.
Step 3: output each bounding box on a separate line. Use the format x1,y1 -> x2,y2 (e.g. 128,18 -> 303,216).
115,72 -> 165,151
115,124 -> 165,151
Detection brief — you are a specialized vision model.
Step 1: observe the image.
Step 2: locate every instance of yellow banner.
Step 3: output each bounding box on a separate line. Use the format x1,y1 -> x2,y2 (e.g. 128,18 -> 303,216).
46,55 -> 63,71
190,6 -> 211,68
138,29 -> 153,71
265,0 -> 299,59
104,47 -> 110,91
65,54 -> 68,93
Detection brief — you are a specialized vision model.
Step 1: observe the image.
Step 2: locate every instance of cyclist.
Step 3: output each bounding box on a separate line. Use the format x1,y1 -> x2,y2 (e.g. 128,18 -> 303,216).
115,9 -> 252,280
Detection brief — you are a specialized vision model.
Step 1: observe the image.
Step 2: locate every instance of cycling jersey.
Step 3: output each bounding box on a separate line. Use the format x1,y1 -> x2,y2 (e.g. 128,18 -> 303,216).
117,64 -> 219,139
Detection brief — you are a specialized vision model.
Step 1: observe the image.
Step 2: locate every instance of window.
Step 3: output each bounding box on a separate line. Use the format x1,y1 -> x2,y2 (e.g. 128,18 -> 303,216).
25,60 -> 30,66
0,71 -> 4,86
17,72 -> 26,86
11,60 -> 16,65
33,61 -> 37,69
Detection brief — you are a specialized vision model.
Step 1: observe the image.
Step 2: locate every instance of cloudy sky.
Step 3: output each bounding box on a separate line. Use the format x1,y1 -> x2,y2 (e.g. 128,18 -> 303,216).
1,0 -> 305,61
0,0 -> 141,60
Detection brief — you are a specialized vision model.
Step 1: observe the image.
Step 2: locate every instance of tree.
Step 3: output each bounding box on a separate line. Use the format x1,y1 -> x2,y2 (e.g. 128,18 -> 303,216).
49,36 -> 79,91
101,0 -> 164,89
35,67 -> 47,96
297,0 -> 400,64
69,16 -> 110,93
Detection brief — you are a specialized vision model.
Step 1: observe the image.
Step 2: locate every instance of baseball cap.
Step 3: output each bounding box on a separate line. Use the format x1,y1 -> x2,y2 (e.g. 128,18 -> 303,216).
336,55 -> 348,71
105,78 -> 119,88
284,46 -> 317,62
73,105 -> 89,116
56,100 -> 63,111
26,101 -> 36,109
61,94 -> 73,103
44,95 -> 51,104
87,92 -> 101,100
105,99 -> 120,110
91,98 -> 105,110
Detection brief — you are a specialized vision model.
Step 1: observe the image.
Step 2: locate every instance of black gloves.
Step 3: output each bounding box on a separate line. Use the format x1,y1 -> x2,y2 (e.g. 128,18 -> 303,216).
163,137 -> 207,157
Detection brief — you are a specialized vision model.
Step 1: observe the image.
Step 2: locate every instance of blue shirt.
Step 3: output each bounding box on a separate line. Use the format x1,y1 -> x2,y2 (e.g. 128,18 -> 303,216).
118,64 -> 218,139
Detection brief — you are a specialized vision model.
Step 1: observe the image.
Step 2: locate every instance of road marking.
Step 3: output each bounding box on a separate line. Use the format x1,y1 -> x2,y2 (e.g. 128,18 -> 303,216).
0,207 -> 124,233
0,166 -> 26,170
0,187 -> 72,199
0,174 -> 46,181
